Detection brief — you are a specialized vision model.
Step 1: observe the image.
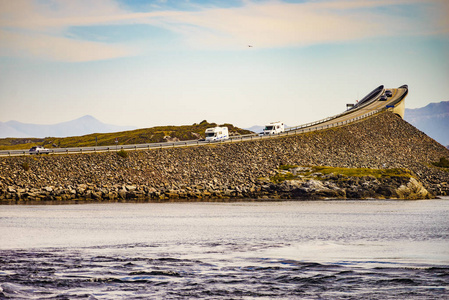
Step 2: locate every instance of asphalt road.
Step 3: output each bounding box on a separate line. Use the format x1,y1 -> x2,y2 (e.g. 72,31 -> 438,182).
0,86 -> 408,157
304,87 -> 406,129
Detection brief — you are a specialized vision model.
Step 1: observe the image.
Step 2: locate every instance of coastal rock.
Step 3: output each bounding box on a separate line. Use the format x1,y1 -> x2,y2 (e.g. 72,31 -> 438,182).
125,185 -> 137,192
0,112 -> 448,202
43,186 -> 53,192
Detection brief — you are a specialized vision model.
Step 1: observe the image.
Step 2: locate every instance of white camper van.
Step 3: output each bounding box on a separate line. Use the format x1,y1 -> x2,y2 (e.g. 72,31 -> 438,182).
205,127 -> 229,142
262,121 -> 285,135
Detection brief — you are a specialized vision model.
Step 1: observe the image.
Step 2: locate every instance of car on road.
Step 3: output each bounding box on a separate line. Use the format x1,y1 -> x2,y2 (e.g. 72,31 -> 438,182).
261,121 -> 285,135
385,90 -> 393,97
205,127 -> 229,142
29,146 -> 51,155
379,95 -> 388,101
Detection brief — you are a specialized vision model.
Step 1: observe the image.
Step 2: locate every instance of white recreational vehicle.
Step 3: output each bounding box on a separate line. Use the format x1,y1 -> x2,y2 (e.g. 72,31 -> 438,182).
262,121 -> 285,135
205,127 -> 229,142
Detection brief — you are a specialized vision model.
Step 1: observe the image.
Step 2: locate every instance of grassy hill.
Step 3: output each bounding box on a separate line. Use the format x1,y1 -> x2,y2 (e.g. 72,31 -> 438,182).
0,120 -> 252,150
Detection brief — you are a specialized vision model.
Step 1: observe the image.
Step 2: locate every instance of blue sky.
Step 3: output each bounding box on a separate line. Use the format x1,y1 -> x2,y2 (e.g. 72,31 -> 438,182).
0,0 -> 448,129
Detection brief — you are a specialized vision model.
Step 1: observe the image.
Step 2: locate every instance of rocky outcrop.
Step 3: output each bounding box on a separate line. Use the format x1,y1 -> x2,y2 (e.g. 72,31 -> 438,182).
263,174 -> 431,200
0,175 -> 432,203
0,112 -> 448,202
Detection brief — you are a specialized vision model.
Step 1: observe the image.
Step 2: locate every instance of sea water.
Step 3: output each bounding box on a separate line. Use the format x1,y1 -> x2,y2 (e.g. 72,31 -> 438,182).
1,199 -> 448,299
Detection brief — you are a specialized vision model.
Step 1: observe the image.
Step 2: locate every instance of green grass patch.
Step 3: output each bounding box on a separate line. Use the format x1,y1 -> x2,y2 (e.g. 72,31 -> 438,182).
305,166 -> 413,178
279,164 -> 298,170
271,165 -> 414,183
21,162 -> 30,171
116,149 -> 128,158
432,157 -> 449,168
0,121 -> 253,150
270,172 -> 299,183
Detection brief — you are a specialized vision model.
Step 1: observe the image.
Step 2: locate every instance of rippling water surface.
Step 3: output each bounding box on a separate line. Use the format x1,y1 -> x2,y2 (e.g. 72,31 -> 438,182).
1,199 -> 449,299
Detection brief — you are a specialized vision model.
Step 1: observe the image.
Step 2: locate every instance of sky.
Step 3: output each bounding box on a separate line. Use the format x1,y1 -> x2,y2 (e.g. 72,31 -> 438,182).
0,0 -> 448,129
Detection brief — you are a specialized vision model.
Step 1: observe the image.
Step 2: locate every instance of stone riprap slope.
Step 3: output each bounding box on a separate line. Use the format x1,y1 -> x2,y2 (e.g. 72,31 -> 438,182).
0,112 -> 448,202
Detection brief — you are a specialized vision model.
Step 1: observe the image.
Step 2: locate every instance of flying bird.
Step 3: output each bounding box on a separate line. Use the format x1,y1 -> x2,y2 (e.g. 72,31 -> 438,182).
248,45 -> 253,47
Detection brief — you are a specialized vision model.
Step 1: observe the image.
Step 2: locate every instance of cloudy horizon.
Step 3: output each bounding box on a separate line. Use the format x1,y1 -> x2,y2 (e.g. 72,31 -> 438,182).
1,0 -> 448,128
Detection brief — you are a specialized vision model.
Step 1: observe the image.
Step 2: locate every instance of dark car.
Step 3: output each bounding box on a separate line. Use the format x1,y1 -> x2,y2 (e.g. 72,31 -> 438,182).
379,95 -> 388,101
385,90 -> 392,97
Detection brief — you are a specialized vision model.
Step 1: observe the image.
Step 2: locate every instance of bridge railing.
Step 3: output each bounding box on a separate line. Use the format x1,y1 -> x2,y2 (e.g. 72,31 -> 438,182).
0,101 -> 395,157
285,86 -> 385,133
264,106 -> 386,138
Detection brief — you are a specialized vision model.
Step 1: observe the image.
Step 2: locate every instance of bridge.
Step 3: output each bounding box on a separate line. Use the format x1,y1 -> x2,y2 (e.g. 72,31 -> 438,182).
0,85 -> 408,157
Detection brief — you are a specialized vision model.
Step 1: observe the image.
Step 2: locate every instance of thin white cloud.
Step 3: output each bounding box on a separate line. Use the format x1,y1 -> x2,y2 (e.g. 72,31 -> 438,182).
0,30 -> 133,62
0,0 -> 180,29
166,2 -> 382,49
0,0 -> 447,61
422,0 -> 449,35
164,0 -> 449,49
0,0 -> 140,61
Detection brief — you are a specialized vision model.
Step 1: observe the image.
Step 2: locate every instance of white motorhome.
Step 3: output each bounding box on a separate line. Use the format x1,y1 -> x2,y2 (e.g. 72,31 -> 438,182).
205,126 -> 229,142
262,121 -> 285,135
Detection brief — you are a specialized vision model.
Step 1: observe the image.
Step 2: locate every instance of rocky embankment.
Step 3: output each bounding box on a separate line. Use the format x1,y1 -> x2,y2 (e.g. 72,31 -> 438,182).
258,166 -> 432,200
1,112 -> 448,202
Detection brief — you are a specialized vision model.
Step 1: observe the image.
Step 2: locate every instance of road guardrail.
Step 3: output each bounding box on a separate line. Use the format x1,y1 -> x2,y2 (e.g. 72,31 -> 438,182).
0,107 -> 384,157
0,86 -> 407,157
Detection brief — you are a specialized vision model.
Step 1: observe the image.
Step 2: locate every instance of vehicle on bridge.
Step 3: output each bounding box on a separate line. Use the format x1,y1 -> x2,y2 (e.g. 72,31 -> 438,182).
29,146 -> 50,155
262,121 -> 285,135
205,127 -> 229,142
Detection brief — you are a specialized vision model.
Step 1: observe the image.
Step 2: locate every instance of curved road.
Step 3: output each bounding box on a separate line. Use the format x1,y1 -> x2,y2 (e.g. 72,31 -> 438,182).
0,85 -> 408,157
300,85 -> 407,130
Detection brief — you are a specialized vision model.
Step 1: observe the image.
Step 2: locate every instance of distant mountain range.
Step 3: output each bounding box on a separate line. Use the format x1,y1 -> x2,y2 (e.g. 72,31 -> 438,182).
404,101 -> 449,146
1,101 -> 447,145
245,125 -> 264,133
0,115 -> 136,138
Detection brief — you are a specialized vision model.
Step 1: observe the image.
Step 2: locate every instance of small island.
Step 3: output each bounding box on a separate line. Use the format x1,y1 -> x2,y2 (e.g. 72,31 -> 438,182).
1,112 -> 448,203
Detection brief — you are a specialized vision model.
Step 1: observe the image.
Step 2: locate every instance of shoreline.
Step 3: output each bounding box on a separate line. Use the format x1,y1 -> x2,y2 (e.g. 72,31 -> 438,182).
0,171 -> 436,203
2,196 -> 448,206
1,113 -> 448,204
